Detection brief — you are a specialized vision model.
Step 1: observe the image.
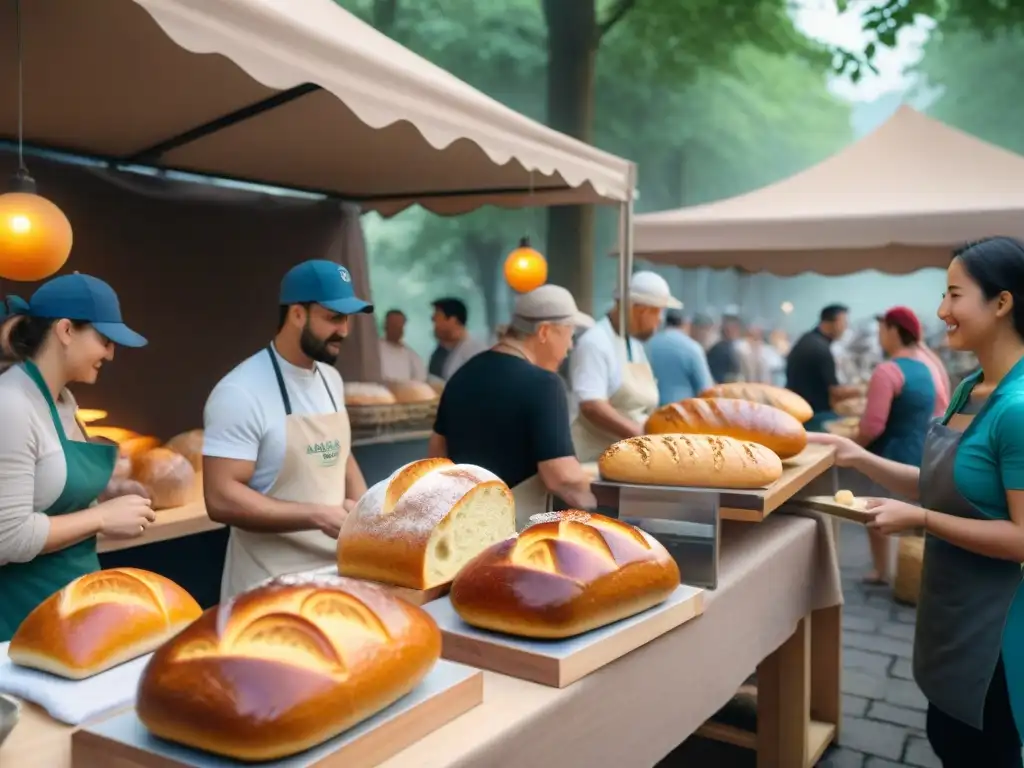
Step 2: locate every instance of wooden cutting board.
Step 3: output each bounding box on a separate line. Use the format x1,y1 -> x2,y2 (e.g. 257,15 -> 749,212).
789,496 -> 876,525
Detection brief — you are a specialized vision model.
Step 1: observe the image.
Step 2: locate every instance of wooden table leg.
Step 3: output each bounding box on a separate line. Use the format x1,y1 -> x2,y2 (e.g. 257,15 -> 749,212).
757,616 -> 811,768
810,604 -> 842,739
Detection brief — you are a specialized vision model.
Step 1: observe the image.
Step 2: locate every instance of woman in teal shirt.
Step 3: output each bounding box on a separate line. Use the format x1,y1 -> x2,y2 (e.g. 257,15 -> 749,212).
813,236 -> 1024,767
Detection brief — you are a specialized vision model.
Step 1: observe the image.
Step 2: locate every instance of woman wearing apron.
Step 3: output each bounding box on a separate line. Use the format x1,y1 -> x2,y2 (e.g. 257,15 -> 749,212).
0,274 -> 152,641
811,237 -> 1024,766
428,285 -> 597,527
570,271 -> 678,463
857,307 -> 937,585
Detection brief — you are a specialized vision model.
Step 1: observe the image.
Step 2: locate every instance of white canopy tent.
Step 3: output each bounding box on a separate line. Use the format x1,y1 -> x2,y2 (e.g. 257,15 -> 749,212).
630,107 -> 1024,276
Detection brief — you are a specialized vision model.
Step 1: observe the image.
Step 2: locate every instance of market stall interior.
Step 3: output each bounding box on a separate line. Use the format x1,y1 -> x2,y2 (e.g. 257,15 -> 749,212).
0,0 -> 635,608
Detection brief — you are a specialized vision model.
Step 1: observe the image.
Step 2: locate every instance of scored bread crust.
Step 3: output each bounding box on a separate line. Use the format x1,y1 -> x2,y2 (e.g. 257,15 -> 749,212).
8,568 -> 202,679
645,398 -> 807,459
699,383 -> 813,424
598,434 -> 783,489
450,511 -> 680,639
337,458 -> 515,590
136,573 -> 441,762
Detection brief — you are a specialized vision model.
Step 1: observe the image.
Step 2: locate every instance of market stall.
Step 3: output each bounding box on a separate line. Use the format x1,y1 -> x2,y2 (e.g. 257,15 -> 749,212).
0,0 -> 636,605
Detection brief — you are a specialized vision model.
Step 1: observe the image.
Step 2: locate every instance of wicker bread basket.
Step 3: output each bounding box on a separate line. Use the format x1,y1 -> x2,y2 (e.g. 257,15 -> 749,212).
894,535 -> 925,605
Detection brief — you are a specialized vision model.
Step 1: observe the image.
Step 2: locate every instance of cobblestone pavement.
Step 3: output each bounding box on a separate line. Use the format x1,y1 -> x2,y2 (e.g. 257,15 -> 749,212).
660,521 -> 941,767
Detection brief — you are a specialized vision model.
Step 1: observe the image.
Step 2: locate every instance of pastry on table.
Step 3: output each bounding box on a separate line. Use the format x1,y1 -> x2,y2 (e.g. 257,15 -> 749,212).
338,458 -> 515,590
645,397 -> 807,459
834,489 -> 867,510
136,573 -> 441,761
598,434 -> 783,489
344,382 -> 397,406
8,568 -> 202,679
450,510 -> 680,639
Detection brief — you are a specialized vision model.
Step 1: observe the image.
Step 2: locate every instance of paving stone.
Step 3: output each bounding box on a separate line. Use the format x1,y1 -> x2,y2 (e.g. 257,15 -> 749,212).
818,746 -> 866,767
882,679 -> 928,711
879,622 -> 916,642
837,716 -> 909,760
867,595 -> 899,612
890,658 -> 914,680
843,614 -> 879,633
894,606 -> 917,624
843,694 -> 870,717
864,759 -> 904,768
844,648 -> 894,676
844,631 -> 914,659
844,604 -> 893,624
904,736 -> 941,767
867,701 -> 927,731
843,669 -> 887,699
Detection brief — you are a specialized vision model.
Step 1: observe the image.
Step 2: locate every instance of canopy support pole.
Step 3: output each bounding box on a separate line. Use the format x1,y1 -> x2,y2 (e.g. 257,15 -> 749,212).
617,163 -> 637,341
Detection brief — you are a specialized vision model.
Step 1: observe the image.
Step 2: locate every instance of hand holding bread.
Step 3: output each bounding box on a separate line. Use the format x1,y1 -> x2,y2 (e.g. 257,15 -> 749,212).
309,503 -> 350,539
451,511 -> 680,638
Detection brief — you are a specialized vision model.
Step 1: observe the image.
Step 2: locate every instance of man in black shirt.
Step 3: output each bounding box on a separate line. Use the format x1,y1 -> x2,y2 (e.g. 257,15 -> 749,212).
786,304 -> 861,431
706,314 -> 744,383
429,285 -> 597,525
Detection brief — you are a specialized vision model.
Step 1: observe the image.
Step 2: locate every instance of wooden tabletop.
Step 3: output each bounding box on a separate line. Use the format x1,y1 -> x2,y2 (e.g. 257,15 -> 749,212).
0,700 -> 77,768
96,477 -> 221,553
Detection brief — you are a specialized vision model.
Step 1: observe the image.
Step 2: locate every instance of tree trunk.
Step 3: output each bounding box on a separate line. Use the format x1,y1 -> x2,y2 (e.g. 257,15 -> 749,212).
465,233 -> 503,334
542,0 -> 598,313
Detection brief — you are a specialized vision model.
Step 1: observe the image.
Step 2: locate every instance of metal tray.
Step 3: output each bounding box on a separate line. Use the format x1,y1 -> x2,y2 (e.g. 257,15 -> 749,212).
0,694 -> 20,747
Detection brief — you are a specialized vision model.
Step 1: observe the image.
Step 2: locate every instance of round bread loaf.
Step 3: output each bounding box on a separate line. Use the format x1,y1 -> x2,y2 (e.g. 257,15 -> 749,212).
451,511 -> 680,638
699,383 -> 813,424
164,429 -> 203,471
344,382 -> 397,406
8,568 -> 202,679
338,458 -> 515,590
136,573 -> 441,762
133,448 -> 196,509
384,380 -> 438,404
598,434 -> 783,489
645,398 -> 807,459
120,435 -> 161,465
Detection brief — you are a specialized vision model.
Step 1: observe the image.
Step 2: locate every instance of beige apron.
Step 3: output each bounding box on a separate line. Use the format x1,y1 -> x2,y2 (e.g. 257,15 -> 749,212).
571,334 -> 659,462
220,347 -> 350,601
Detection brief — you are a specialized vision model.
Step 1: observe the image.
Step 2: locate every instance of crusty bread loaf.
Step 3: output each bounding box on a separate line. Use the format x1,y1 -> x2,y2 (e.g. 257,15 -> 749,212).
132,448 -> 196,509
699,383 -> 813,424
344,382 -> 397,406
598,434 -> 783,489
164,429 -> 203,471
136,573 -> 440,762
120,435 -> 161,465
338,459 -> 515,590
645,398 -> 807,459
85,426 -> 140,444
9,568 -> 201,679
451,510 -> 680,639
384,380 -> 438,404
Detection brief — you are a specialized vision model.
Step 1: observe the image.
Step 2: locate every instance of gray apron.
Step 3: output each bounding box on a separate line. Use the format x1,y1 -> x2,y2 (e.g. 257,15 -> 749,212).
914,419 -> 1024,730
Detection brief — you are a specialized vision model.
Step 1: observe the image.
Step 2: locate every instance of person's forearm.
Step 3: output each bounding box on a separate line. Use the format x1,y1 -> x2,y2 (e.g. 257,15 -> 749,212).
831,385 -> 862,405
346,455 -> 368,501
851,451 -> 921,500
550,477 -> 597,511
925,511 -> 1024,562
41,508 -> 102,553
579,401 -> 642,440
205,481 -> 317,533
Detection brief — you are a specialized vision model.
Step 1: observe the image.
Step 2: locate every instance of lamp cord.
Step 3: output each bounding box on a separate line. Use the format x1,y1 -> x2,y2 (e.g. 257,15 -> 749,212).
15,0 -> 25,173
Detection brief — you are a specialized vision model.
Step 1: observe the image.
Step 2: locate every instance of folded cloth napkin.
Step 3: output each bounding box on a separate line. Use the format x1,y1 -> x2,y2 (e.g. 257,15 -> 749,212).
0,642 -> 149,725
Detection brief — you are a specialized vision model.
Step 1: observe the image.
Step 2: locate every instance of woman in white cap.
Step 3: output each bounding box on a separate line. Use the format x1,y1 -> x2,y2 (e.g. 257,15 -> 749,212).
0,274 -> 153,641
570,271 -> 681,462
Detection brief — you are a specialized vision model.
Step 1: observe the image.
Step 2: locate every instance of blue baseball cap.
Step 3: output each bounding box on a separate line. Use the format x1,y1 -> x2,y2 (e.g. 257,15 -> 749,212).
27,274 -> 147,348
279,260 -> 373,315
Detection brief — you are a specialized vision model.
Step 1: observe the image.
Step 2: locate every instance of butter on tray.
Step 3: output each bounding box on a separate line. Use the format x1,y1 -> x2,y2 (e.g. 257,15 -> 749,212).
834,489 -> 867,510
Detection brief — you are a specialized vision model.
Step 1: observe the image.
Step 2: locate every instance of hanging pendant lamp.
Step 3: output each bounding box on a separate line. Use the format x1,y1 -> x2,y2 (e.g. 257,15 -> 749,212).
503,236 -> 547,293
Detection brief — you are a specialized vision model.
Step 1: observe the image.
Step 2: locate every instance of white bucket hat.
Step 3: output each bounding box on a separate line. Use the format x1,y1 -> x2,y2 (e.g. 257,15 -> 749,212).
613,270 -> 682,310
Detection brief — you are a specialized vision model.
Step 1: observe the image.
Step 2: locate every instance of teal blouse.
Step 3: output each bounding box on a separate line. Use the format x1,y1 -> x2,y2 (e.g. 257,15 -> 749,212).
945,358 -> 1024,521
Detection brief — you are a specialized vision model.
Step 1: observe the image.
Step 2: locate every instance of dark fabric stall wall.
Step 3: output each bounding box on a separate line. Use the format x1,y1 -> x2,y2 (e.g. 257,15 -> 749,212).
0,154 -> 383,439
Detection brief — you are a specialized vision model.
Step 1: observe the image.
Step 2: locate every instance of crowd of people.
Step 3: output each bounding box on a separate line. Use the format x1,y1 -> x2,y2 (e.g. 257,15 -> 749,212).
2,237 -> 1024,765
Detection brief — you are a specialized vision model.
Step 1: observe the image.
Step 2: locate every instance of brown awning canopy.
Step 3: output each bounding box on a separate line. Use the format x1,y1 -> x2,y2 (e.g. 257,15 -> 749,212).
630,107 -> 1024,275
0,0 -> 633,216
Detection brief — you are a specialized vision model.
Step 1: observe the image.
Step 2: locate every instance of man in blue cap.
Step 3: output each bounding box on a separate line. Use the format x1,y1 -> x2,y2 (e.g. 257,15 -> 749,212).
202,260 -> 374,599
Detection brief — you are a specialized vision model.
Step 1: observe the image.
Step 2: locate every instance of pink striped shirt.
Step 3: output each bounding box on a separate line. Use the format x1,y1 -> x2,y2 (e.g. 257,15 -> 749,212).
859,348 -> 951,443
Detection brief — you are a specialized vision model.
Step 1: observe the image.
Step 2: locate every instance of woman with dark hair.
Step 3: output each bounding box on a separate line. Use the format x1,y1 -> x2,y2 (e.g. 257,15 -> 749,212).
0,274 -> 154,641
811,236 -> 1024,766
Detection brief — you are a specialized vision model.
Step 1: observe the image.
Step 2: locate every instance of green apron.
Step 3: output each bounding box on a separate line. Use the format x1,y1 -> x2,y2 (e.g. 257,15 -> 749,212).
0,362 -> 117,642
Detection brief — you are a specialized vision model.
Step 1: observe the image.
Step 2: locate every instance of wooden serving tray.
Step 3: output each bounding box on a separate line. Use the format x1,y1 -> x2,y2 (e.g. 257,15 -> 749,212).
70,661 -> 482,768
788,496 -> 876,525
423,585 -> 704,688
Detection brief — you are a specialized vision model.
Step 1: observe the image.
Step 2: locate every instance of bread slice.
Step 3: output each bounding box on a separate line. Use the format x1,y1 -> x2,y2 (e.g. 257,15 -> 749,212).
338,459 -> 516,589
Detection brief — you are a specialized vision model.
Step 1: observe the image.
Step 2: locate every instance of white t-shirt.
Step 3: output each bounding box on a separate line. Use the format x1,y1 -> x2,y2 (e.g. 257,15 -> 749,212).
570,317 -> 649,403
379,340 -> 426,382
202,345 -> 345,494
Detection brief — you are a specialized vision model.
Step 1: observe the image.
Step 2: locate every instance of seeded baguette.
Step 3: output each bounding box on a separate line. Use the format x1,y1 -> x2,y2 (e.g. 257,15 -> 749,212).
598,434 -> 783,489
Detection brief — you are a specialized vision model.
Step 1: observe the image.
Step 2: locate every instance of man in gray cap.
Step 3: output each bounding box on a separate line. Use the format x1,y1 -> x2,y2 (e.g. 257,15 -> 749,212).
428,284 -> 597,526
